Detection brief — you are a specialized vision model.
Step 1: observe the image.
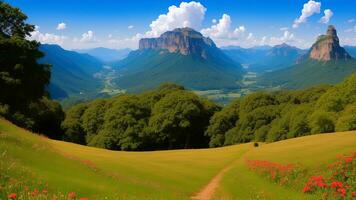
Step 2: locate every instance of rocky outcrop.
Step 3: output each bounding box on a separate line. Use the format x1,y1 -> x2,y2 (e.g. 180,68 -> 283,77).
309,25 -> 351,61
139,27 -> 216,58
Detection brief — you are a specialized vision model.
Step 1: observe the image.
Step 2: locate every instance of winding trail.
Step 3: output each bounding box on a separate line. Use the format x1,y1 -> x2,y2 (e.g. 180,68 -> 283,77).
190,161 -> 235,200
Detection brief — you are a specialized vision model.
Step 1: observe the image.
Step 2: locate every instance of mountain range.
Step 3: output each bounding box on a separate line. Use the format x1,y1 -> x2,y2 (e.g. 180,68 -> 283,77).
39,44 -> 103,99
39,26 -> 356,100
112,27 -> 244,92
259,25 -> 356,89
75,47 -> 131,62
222,44 -> 307,72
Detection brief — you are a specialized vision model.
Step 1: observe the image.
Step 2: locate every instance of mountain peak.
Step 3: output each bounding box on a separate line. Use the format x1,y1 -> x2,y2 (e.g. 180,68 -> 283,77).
326,25 -> 337,37
309,25 -> 351,61
139,27 -> 216,58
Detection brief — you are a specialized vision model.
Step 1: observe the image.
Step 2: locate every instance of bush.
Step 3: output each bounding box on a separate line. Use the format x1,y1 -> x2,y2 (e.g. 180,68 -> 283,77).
336,104 -> 356,131
309,111 -> 336,134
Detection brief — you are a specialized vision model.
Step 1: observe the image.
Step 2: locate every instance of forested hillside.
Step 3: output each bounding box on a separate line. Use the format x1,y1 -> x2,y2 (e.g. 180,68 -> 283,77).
62,74 -> 356,150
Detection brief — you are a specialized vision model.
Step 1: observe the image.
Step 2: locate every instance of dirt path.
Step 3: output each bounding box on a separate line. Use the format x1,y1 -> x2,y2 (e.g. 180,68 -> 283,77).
190,162 -> 234,200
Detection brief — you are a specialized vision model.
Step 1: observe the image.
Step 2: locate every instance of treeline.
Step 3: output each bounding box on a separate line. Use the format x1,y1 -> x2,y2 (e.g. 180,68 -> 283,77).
62,74 -> 356,150
62,84 -> 219,150
206,73 -> 356,147
0,1 -> 64,139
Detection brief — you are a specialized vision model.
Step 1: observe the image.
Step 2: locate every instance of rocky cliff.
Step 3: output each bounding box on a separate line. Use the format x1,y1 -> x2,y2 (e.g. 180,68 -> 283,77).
309,25 -> 351,61
139,27 -> 216,59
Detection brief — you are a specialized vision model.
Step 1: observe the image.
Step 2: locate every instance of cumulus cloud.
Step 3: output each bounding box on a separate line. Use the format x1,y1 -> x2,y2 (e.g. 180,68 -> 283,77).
280,27 -> 289,31
30,26 -> 65,44
145,1 -> 206,37
319,9 -> 333,24
78,30 -> 96,43
128,25 -> 134,29
56,22 -> 66,30
269,30 -> 295,45
201,14 -> 246,39
293,0 -> 321,28
212,19 -> 217,24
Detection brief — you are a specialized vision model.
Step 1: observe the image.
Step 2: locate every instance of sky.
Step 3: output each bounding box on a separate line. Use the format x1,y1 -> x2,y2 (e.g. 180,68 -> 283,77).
6,0 -> 356,50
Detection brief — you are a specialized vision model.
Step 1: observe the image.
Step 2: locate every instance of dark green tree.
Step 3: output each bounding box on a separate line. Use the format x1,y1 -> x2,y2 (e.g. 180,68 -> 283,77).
61,103 -> 88,144
0,1 -> 50,110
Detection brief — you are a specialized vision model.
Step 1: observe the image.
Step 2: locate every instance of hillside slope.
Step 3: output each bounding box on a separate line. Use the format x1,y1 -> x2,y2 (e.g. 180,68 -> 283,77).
39,44 -> 103,99
259,59 -> 356,88
1,119 -> 355,199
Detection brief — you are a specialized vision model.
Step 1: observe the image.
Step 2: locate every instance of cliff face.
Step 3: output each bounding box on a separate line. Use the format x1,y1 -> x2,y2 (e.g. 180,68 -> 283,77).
139,27 -> 216,58
309,25 -> 351,61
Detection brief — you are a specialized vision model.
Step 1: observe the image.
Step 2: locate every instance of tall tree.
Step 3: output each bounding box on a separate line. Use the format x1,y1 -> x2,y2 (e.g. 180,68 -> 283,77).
0,1 -> 50,110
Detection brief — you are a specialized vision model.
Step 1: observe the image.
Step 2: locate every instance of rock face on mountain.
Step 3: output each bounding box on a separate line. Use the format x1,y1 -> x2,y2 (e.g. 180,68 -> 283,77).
139,27 -> 216,59
114,27 -> 244,92
309,25 -> 351,61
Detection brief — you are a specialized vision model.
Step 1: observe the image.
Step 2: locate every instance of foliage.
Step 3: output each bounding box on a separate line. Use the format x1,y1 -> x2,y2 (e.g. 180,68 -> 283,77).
62,83 -> 218,150
336,104 -> 356,131
206,73 -> 356,146
0,2 -> 64,138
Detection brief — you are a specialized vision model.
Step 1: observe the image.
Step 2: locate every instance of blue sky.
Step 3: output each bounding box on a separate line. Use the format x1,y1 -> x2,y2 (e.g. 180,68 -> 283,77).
6,0 -> 356,49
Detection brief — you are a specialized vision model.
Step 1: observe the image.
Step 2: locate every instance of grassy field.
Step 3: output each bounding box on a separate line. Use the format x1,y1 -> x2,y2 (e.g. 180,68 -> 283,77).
0,118 -> 355,200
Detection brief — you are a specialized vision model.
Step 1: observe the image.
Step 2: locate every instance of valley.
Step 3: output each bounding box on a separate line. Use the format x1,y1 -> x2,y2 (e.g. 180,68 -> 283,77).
1,1 -> 356,200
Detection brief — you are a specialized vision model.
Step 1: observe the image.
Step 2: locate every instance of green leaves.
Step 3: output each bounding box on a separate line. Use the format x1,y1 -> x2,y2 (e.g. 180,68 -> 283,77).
206,73 -> 356,146
62,84 -> 217,150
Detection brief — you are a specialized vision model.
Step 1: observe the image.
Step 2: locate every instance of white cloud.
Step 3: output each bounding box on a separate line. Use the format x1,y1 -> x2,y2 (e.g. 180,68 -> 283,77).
56,22 -> 66,30
319,9 -> 333,24
348,19 -> 355,23
293,0 -> 321,28
345,26 -> 356,33
269,30 -> 295,45
128,25 -> 134,29
280,27 -> 289,31
78,30 -> 96,43
201,14 -> 246,39
30,26 -> 65,44
212,19 -> 217,24
145,1 -> 206,37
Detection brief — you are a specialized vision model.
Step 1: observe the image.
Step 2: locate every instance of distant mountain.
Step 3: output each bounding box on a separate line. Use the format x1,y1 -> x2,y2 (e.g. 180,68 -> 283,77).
344,46 -> 356,58
75,47 -> 131,62
222,44 -> 306,72
39,44 -> 103,99
113,27 -> 244,92
259,25 -> 356,89
222,47 -> 269,68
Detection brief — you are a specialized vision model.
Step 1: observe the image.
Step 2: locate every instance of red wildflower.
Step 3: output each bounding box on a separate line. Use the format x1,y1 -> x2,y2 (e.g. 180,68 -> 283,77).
317,182 -> 326,188
8,193 -> 17,199
68,192 -> 76,199
352,191 -> 356,197
344,157 -> 353,163
42,189 -> 48,195
330,181 -> 343,188
79,198 -> 89,200
31,189 -> 39,197
337,188 -> 346,196
51,196 -> 57,200
303,186 -> 311,193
